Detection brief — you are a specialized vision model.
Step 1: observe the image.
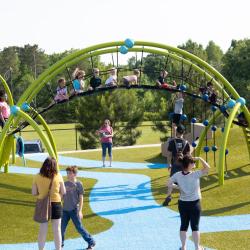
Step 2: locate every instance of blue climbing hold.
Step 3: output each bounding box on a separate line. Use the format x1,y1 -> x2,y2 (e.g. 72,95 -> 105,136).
221,127 -> 225,133
202,94 -> 209,101
203,120 -> 209,126
225,149 -> 229,155
220,105 -> 227,112
10,105 -> 20,116
181,114 -> 187,121
236,97 -> 246,106
124,38 -> 135,48
21,102 -> 30,112
227,99 -> 236,109
180,85 -> 187,91
192,142 -> 197,148
211,125 -> 217,131
191,117 -> 197,123
203,146 -> 210,153
119,45 -> 129,54
211,105 -> 217,112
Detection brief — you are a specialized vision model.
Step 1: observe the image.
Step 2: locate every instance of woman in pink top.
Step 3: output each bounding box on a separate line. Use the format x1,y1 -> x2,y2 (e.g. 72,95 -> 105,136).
97,119 -> 113,167
0,90 -> 10,128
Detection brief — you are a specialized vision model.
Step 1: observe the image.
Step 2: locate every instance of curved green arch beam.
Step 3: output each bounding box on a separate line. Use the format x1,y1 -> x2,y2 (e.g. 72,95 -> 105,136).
0,75 -> 14,106
218,102 -> 242,185
0,75 -> 16,164
2,108 -> 57,172
0,41 -> 249,185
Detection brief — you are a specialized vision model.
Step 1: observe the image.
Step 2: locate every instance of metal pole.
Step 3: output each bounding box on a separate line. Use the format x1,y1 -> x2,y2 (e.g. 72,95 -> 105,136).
75,125 -> 78,150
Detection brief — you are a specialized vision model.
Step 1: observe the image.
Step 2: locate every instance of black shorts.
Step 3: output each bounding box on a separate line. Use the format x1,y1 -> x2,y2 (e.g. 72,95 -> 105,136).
172,114 -> 181,125
178,199 -> 201,231
51,202 -> 62,219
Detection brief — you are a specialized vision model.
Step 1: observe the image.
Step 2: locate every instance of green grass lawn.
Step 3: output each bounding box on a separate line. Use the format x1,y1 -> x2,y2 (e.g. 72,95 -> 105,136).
0,173 -> 112,243
2,126 -> 250,249
63,126 -> 250,250
18,121 -> 168,151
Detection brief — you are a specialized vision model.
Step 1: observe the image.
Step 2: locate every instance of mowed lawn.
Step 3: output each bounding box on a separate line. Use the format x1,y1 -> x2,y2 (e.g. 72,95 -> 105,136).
19,121 -> 168,152
64,126 -> 250,250
0,174 -> 112,244
2,126 -> 250,249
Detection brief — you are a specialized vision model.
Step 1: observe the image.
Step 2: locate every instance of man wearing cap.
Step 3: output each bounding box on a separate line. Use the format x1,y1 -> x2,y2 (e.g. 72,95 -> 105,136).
168,125 -> 191,176
163,125 -> 191,206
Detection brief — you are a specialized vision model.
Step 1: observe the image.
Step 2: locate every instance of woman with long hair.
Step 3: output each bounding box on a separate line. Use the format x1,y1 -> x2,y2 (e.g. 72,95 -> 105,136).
167,155 -> 210,250
32,157 -> 66,250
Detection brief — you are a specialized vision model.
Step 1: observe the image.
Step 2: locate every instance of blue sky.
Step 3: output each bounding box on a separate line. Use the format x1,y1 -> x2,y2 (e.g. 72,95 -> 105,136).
0,0 -> 250,53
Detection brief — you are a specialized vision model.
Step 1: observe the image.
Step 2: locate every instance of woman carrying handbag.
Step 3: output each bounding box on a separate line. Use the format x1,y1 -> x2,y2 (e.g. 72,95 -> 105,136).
32,157 -> 66,250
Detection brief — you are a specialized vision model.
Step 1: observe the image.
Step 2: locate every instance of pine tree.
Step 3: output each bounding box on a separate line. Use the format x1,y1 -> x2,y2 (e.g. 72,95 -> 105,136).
76,90 -> 144,149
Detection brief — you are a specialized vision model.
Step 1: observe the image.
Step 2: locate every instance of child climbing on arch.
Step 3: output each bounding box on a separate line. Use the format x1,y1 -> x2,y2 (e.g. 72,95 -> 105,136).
156,70 -> 177,89
172,92 -> 184,137
72,67 -> 85,94
54,78 -> 69,103
122,69 -> 140,87
105,68 -> 117,87
89,68 -> 102,90
0,90 -> 10,128
199,81 -> 218,104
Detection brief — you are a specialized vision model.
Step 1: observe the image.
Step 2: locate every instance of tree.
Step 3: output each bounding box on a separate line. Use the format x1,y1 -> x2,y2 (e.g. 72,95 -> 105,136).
206,41 -> 224,71
0,47 -> 20,95
222,39 -> 250,104
178,39 -> 207,61
76,90 -> 144,149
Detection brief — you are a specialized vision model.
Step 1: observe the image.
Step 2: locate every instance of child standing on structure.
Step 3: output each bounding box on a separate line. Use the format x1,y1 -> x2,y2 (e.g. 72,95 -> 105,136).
0,90 -> 10,128
61,166 -> 96,250
172,92 -> 184,137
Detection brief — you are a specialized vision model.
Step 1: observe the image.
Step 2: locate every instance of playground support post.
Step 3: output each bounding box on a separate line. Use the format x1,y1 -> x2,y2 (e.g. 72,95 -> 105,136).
218,102 -> 241,185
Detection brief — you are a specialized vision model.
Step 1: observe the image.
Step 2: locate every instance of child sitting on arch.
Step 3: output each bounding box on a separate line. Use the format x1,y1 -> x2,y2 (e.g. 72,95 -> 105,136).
105,68 -> 117,87
54,78 -> 69,103
122,69 -> 140,87
156,70 -> 177,89
72,68 -> 85,93
199,81 -> 218,104
89,68 -> 102,90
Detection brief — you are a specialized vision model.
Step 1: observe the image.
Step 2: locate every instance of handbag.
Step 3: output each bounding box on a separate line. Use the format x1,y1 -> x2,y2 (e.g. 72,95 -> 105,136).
33,177 -> 53,223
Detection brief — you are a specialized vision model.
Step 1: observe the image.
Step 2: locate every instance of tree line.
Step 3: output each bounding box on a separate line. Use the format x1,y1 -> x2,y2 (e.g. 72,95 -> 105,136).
0,39 -> 249,148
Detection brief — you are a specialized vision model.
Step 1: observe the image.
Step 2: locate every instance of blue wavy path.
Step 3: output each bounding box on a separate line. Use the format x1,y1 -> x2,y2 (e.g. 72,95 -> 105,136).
1,155 -> 250,250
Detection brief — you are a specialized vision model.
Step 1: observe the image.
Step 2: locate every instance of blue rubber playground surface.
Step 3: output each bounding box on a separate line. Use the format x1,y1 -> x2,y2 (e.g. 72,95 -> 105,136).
24,153 -> 166,169
1,154 -> 250,250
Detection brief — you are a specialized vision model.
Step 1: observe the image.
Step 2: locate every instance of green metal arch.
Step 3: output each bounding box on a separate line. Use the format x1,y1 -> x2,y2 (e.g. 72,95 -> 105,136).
0,41 -> 249,182
3,110 -> 57,172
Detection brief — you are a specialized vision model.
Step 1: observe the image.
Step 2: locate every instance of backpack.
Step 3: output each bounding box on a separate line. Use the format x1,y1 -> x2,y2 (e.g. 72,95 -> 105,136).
172,139 -> 188,164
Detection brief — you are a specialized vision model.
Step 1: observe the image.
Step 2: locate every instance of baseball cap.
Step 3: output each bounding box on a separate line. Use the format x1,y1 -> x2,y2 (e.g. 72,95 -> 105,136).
176,125 -> 185,134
